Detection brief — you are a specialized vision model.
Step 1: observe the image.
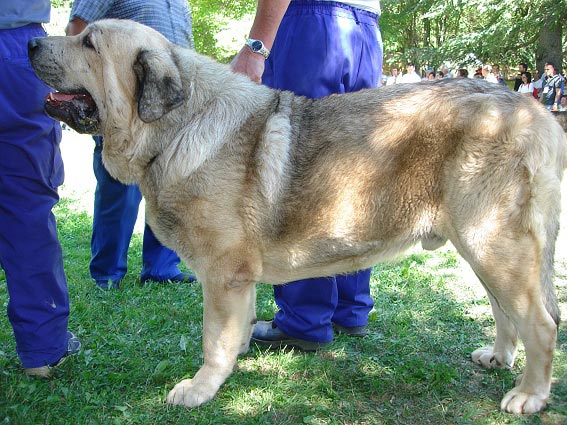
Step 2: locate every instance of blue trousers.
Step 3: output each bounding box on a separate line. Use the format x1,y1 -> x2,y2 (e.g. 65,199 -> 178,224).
0,24 -> 70,368
263,1 -> 383,342
91,137 -> 183,283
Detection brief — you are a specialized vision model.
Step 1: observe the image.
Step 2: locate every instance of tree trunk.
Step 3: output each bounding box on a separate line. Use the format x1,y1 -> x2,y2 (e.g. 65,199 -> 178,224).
535,16 -> 562,74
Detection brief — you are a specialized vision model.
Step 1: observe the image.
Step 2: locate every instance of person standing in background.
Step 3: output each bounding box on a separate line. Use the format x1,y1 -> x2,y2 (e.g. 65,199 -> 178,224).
386,67 -> 400,85
401,62 -> 421,83
540,62 -> 563,111
514,63 -> 531,91
440,65 -> 453,78
481,65 -> 498,83
517,72 -> 534,97
492,64 -> 507,86
66,0 -> 196,290
423,68 -> 434,81
532,69 -> 543,99
231,0 -> 382,351
0,0 -> 81,377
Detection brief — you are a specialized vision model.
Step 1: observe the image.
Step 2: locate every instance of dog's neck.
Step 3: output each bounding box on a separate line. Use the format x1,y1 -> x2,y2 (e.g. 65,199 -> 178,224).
144,51 -> 277,182
101,49 -> 277,191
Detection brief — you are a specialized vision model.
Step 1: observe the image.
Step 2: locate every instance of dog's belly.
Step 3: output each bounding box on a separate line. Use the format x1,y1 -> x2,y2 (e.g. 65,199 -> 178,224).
260,237 -> 415,284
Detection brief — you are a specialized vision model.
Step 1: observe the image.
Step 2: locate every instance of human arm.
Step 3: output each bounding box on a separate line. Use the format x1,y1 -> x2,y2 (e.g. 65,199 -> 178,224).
65,17 -> 88,35
230,0 -> 291,83
552,87 -> 562,110
65,0 -> 113,36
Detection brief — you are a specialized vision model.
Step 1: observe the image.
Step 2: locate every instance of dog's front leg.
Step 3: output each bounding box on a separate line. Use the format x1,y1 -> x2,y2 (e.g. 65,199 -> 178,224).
166,278 -> 256,408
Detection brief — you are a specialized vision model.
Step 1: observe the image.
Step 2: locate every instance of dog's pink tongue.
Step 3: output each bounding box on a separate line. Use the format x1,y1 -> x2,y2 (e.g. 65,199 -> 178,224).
48,92 -> 80,102
45,92 -> 96,108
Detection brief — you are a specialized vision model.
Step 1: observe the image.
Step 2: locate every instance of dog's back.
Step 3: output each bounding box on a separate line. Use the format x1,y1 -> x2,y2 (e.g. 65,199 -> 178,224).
261,81 -> 564,279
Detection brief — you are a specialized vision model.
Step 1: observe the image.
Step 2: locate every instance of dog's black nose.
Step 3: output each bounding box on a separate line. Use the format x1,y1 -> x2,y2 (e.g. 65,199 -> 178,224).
28,37 -> 41,57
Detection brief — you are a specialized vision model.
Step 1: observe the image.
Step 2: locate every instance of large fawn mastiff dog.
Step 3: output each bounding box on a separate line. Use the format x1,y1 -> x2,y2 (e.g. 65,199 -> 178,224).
29,20 -> 565,414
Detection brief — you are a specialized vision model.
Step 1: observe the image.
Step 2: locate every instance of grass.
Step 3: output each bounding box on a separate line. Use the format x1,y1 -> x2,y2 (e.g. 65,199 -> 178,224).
1,196 -> 566,424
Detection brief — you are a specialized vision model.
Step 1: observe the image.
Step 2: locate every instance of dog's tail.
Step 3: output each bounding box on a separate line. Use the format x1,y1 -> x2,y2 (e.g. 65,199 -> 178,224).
541,201 -> 561,327
527,112 -> 565,326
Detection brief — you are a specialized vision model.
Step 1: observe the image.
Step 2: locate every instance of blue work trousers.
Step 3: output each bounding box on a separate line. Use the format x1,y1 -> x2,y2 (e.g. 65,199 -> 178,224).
0,24 -> 70,368
90,137 -> 182,283
263,1 -> 383,342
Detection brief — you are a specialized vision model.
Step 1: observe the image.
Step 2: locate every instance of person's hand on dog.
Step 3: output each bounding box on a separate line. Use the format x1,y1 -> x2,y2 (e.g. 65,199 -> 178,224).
230,0 -> 290,83
230,46 -> 265,84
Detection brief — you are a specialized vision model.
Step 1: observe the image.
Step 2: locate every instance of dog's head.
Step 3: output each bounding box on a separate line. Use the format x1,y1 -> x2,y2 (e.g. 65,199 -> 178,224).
28,19 -> 185,135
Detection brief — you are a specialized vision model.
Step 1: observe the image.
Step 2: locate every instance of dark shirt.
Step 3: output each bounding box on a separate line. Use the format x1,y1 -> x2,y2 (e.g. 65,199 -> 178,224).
541,74 -> 564,106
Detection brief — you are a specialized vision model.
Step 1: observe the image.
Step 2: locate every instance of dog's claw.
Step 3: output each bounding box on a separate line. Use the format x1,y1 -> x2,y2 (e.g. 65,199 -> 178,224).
501,388 -> 548,414
471,346 -> 514,370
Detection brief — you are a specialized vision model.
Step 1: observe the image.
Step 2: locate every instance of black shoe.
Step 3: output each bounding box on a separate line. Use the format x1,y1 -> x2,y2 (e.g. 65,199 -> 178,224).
95,279 -> 120,290
333,323 -> 368,337
25,332 -> 81,378
140,272 -> 197,284
251,320 -> 330,352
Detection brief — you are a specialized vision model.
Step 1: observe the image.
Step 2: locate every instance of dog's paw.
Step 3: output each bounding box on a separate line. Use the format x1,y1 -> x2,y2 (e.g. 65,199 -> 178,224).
501,387 -> 548,414
166,378 -> 217,408
471,346 -> 513,369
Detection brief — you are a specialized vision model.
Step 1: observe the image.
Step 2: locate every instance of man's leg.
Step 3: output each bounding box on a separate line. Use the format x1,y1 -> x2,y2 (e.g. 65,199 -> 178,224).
0,141 -> 71,368
90,137 -> 140,288
0,24 -> 76,369
333,269 -> 373,335
253,1 -> 380,348
140,224 -> 192,283
273,277 -> 337,342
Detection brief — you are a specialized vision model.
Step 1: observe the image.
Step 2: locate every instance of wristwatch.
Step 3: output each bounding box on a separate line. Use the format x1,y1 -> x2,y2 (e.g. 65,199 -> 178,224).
245,38 -> 270,59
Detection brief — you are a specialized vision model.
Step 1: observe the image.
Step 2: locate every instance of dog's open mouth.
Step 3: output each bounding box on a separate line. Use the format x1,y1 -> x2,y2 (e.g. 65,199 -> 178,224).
45,91 -> 100,134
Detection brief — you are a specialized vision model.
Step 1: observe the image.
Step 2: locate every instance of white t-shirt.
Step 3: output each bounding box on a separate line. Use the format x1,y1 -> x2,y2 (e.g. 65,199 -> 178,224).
518,82 -> 534,95
401,72 -> 422,84
386,75 -> 400,85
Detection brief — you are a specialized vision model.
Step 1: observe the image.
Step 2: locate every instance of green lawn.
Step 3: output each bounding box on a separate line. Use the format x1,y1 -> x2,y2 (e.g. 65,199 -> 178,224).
1,196 -> 566,424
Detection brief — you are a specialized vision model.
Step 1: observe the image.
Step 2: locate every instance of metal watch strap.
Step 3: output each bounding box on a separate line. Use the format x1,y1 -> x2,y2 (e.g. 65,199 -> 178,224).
245,38 -> 270,59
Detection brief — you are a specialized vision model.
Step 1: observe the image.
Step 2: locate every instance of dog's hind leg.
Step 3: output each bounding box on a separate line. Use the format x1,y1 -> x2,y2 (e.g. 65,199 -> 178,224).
167,257 -> 259,408
458,233 -> 557,414
471,286 -> 518,370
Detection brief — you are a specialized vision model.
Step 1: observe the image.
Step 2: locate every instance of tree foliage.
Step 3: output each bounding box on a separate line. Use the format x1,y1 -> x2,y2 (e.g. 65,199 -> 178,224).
190,0 -> 255,60
52,1 -> 565,71
381,0 -> 566,73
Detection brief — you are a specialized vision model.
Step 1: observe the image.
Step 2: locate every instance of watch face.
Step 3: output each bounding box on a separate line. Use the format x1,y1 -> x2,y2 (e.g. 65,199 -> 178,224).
251,40 -> 263,52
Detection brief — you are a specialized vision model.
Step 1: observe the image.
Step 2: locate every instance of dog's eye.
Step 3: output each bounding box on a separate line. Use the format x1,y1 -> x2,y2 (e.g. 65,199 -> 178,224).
83,35 -> 95,49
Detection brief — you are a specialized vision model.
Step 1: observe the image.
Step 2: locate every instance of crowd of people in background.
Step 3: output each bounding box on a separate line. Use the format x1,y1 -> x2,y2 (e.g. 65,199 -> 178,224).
383,61 -> 566,111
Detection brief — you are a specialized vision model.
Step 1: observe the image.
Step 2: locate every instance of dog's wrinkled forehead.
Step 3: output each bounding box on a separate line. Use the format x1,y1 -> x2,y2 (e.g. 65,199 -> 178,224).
86,19 -> 171,53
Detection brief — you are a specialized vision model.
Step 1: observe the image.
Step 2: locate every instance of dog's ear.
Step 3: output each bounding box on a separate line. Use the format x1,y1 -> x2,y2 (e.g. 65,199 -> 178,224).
133,49 -> 185,123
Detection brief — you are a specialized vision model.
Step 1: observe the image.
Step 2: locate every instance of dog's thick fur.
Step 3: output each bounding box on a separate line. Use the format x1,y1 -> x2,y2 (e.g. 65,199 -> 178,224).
29,20 -> 565,414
